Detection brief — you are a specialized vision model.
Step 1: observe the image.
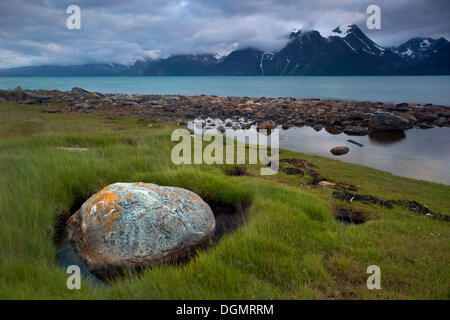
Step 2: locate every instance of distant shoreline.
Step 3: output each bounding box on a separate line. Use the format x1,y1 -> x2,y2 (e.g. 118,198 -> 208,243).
1,86 -> 448,134
0,76 -> 449,105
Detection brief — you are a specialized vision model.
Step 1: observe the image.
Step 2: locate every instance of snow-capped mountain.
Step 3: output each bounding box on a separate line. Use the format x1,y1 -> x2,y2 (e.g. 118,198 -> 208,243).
393,37 -> 449,62
254,25 -> 403,75
330,24 -> 387,56
140,25 -> 448,76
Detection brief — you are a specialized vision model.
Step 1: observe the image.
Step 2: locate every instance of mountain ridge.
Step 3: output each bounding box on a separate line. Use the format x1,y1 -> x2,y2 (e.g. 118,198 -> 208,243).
1,25 -> 448,76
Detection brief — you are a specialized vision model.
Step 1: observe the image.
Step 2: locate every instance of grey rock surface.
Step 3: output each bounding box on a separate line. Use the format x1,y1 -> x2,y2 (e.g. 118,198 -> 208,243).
368,111 -> 411,131
66,182 -> 215,275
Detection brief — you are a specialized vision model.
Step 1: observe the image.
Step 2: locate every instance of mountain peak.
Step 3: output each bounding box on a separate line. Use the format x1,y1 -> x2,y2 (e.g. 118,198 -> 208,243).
331,24 -> 360,38
394,36 -> 450,61
289,29 -> 302,40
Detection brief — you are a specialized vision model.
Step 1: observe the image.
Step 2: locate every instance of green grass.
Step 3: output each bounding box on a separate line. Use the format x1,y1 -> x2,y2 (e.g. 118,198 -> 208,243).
0,103 -> 448,299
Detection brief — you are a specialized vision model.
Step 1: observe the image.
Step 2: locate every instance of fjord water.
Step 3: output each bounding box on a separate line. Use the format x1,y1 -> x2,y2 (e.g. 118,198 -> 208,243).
0,75 -> 449,105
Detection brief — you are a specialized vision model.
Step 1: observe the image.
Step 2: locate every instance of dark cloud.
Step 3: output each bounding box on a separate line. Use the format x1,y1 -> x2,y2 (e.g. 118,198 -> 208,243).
1,0 -> 449,68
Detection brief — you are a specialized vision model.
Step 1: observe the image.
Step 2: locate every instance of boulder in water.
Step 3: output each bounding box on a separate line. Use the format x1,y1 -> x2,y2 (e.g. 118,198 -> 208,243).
368,111 -> 410,131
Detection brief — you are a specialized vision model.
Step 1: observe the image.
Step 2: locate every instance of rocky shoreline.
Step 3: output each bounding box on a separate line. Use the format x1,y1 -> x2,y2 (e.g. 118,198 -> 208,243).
1,86 -> 449,133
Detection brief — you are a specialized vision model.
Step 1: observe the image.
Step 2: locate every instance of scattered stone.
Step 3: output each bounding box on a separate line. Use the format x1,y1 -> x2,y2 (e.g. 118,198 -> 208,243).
395,103 -> 409,109
65,182 -> 215,277
324,113 -> 341,125
348,111 -> 365,120
293,117 -> 305,126
217,125 -> 225,133
434,117 -> 447,126
24,91 -> 51,102
368,111 -> 410,131
336,183 -> 357,192
325,127 -> 342,135
88,92 -> 100,99
317,181 -> 356,191
420,123 -> 434,129
330,146 -> 349,156
347,140 -> 364,147
313,124 -> 323,132
318,181 -> 336,188
343,125 -> 368,136
415,111 -> 438,122
257,121 -> 275,131
75,103 -> 96,110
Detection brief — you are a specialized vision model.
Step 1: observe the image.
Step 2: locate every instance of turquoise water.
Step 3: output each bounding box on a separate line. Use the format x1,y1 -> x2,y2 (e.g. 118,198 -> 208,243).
1,76 -> 449,105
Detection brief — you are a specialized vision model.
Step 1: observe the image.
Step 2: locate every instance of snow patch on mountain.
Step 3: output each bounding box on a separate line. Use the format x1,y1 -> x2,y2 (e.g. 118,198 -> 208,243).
401,48 -> 413,56
343,40 -> 357,52
331,25 -> 353,38
420,39 -> 431,48
259,52 -> 274,75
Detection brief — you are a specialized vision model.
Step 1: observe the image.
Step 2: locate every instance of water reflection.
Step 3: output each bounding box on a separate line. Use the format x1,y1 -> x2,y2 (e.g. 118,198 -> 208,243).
369,130 -> 406,145
188,119 -> 450,185
280,126 -> 450,185
325,127 -> 342,135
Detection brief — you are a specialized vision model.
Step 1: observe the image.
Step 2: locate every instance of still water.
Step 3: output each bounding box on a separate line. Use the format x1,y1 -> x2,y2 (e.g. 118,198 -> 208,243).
280,126 -> 450,185
190,119 -> 450,185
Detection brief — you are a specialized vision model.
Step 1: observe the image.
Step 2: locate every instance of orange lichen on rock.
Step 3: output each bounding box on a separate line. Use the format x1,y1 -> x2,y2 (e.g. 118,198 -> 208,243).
84,189 -> 123,234
65,182 -> 215,274
187,193 -> 202,203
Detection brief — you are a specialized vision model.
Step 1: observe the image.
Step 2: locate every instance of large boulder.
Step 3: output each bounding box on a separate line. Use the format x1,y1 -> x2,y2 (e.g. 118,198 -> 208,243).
368,111 -> 410,131
65,182 -> 215,276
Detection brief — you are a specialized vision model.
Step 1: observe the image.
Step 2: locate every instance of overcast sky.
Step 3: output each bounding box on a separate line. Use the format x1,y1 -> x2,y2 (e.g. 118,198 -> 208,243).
1,0 -> 449,68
